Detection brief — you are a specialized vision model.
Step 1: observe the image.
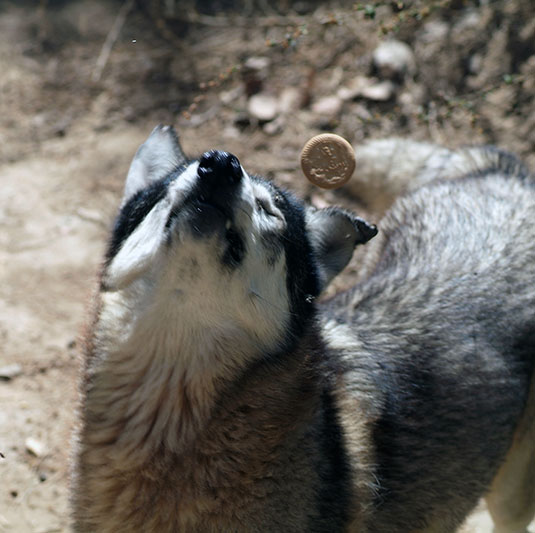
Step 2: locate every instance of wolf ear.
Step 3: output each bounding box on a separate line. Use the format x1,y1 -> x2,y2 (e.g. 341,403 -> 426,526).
122,125 -> 187,205
306,207 -> 377,290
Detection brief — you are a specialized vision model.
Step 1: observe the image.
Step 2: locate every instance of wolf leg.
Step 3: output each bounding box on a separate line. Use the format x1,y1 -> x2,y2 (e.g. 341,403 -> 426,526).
486,378 -> 535,533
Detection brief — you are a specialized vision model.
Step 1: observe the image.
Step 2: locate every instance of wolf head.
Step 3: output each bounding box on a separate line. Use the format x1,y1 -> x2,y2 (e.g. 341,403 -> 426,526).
101,125 -> 377,360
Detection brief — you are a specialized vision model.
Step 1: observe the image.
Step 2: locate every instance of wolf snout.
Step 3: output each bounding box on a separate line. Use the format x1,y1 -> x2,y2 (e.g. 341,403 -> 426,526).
187,150 -> 244,235
198,150 -> 243,188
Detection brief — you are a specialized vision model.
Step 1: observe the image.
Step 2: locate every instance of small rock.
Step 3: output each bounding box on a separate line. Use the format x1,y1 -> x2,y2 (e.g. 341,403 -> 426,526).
220,86 -> 244,105
243,56 -> 271,72
468,53 -> 483,75
247,93 -> 279,122
76,207 -> 104,225
337,76 -> 369,101
326,67 -> 344,91
419,20 -> 450,45
398,81 -> 426,110
352,103 -> 373,122
361,80 -> 395,102
373,40 -> 416,80
0,364 -> 22,381
278,87 -> 302,114
223,124 -> 241,139
311,96 -> 343,116
25,437 -> 47,458
452,10 -> 481,35
263,116 -> 286,135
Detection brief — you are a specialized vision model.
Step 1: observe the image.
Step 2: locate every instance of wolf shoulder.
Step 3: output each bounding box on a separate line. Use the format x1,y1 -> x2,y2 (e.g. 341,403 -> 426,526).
363,157 -> 535,289
331,147 -> 535,359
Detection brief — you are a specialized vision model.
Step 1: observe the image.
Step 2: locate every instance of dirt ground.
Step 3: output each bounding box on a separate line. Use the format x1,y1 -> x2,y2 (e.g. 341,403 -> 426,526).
0,1 -> 534,531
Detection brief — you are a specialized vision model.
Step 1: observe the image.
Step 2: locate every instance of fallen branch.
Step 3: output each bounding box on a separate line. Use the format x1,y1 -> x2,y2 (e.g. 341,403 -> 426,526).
92,0 -> 135,83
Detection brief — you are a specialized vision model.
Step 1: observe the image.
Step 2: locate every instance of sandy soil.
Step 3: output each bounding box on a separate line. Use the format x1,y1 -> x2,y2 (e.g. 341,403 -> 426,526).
0,1 -> 533,531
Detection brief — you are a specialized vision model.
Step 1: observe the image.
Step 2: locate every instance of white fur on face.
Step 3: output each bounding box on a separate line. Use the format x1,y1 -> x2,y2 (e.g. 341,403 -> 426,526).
97,162 -> 291,389
83,163 -> 293,465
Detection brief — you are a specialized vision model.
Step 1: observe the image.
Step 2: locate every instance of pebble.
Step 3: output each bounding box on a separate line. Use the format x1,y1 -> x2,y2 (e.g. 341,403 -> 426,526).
25,437 -> 47,458
337,76 -> 369,101
0,364 -> 22,380
76,207 -> 104,225
360,80 -> 395,101
278,87 -> 302,114
373,40 -> 416,79
243,56 -> 271,72
220,86 -> 243,105
247,93 -> 279,122
337,76 -> 395,102
263,116 -> 286,136
311,96 -> 343,116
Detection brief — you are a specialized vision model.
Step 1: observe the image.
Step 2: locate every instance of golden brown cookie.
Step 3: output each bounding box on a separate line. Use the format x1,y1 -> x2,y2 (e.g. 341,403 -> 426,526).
300,134 -> 356,189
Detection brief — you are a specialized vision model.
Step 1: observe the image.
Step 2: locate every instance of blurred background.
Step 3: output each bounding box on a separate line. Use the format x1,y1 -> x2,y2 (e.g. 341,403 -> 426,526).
0,1 -> 533,531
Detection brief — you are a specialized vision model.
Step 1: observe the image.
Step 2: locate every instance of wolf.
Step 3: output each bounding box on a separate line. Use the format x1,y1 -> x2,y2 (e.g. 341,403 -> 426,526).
71,126 -> 535,532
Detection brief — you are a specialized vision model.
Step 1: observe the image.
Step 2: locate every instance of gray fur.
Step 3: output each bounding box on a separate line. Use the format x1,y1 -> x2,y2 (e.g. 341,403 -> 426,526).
71,131 -> 535,532
324,143 -> 535,531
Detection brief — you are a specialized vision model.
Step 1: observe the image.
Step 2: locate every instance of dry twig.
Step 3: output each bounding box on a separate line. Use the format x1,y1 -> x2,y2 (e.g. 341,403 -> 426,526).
92,0 -> 135,83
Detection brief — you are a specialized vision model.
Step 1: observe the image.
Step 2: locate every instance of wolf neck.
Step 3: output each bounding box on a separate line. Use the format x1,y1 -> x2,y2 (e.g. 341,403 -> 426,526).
81,289 -> 294,469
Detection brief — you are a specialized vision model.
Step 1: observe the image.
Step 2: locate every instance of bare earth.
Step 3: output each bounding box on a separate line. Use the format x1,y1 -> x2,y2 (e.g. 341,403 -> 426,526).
0,1 -> 533,531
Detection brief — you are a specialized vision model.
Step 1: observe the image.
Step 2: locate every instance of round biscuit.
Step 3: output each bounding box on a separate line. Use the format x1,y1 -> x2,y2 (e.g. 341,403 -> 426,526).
300,133 -> 355,189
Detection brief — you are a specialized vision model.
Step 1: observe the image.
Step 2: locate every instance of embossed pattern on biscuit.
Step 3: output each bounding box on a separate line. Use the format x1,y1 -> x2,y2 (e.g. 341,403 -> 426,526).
300,134 -> 356,189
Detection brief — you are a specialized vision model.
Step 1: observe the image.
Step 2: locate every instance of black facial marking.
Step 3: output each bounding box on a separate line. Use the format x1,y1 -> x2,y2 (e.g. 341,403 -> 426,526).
222,227 -> 245,268
106,172 -> 178,264
282,195 -> 321,319
254,178 -> 322,344
260,230 -> 284,266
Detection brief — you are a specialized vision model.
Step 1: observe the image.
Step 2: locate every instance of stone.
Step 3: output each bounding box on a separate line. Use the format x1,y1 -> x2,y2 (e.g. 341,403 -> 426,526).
373,39 -> 416,79
311,95 -> 343,116
361,80 -> 395,101
25,437 -> 47,458
247,93 -> 278,122
0,364 -> 22,380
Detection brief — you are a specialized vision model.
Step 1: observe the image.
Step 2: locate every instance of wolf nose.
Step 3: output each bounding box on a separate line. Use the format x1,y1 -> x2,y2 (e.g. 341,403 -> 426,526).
198,150 -> 243,186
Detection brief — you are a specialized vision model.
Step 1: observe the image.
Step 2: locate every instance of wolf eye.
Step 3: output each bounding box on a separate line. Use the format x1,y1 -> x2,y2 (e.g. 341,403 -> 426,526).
256,198 -> 275,217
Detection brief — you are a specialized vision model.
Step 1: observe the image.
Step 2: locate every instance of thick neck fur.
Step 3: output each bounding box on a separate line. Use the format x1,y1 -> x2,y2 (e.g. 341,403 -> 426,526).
73,287 -> 326,532
79,286 -> 304,465
76,274 -> 327,459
